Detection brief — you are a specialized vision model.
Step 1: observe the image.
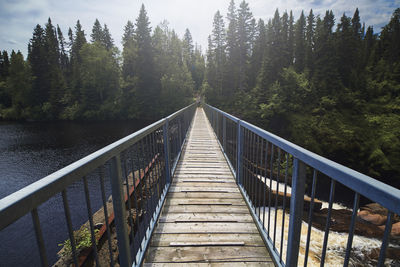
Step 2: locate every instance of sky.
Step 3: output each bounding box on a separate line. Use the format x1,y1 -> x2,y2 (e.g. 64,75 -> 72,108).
0,0 -> 399,57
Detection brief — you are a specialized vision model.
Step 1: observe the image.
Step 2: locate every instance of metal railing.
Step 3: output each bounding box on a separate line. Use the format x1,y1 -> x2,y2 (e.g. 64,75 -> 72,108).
204,103 -> 400,267
0,103 -> 196,267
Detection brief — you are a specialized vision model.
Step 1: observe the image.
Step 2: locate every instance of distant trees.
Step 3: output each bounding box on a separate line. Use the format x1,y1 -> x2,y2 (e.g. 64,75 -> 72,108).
203,2 -> 400,188
0,4 -> 201,121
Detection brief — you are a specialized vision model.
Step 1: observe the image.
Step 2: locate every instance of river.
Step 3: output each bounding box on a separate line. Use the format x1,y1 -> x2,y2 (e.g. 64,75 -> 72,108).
0,119 -> 150,266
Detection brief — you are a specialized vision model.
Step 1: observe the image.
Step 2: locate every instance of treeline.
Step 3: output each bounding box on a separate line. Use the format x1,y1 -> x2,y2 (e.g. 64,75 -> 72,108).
0,4 -> 204,120
204,1 -> 400,187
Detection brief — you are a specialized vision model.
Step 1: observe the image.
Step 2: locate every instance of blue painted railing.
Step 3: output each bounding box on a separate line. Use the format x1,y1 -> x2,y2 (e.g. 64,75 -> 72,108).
203,103 -> 400,267
0,103 -> 196,267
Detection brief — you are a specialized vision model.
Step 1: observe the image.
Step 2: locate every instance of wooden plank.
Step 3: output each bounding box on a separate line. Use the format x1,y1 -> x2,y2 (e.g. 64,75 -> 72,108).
166,192 -> 243,199
149,233 -> 265,247
171,182 -> 237,188
172,177 -> 234,183
169,241 -> 245,246
154,222 -> 259,234
158,213 -> 254,223
145,247 -> 271,263
144,263 -> 275,267
168,186 -> 239,193
165,198 -> 245,205
162,205 -> 249,213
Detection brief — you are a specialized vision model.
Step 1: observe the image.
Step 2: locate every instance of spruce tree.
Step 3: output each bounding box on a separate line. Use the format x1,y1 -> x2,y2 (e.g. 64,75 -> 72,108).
122,20 -> 136,80
91,19 -> 103,43
0,50 -> 10,80
28,24 -> 47,106
135,4 -> 156,118
305,9 -> 315,71
294,11 -> 306,72
102,24 -> 114,50
237,0 -> 253,91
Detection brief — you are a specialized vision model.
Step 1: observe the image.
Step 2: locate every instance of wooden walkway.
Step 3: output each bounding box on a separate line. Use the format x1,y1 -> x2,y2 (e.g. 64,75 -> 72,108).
143,108 -> 273,266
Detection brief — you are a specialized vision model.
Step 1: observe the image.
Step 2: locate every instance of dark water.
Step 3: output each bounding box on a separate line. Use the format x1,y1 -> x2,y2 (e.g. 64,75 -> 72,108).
0,119 -> 150,266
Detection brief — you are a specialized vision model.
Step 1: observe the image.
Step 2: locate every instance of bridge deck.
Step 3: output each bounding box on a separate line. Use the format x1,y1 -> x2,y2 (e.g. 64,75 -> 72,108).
143,108 -> 273,266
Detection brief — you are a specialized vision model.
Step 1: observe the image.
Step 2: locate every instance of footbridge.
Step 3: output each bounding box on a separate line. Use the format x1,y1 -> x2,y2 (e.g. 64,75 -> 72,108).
1,102 -> 399,267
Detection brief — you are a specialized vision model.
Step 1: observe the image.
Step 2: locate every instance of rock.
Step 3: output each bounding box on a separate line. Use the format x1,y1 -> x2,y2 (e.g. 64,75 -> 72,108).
305,208 -> 386,239
360,203 -> 388,216
95,223 -> 103,230
392,222 -> 400,236
358,210 -> 387,226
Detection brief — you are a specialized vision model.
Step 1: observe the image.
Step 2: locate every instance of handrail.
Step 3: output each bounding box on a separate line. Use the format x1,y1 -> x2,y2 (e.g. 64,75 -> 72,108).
203,103 -> 400,267
0,102 -> 197,267
0,119 -> 166,230
204,104 -> 400,215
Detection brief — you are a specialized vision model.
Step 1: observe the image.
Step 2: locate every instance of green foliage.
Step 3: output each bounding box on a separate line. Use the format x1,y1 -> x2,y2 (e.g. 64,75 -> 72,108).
203,3 -> 400,188
0,6 -> 201,121
58,227 -> 99,258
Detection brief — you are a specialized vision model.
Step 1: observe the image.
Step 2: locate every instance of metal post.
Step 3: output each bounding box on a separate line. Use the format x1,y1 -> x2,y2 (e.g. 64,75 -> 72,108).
163,119 -> 171,184
110,155 -> 132,267
223,116 -> 226,152
286,158 -> 306,267
236,120 -> 243,185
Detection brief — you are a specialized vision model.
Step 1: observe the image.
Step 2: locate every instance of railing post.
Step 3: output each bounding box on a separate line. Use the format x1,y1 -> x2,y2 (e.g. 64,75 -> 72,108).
286,158 -> 306,267
236,120 -> 243,184
163,119 -> 171,184
110,155 -> 132,266
223,116 -> 226,152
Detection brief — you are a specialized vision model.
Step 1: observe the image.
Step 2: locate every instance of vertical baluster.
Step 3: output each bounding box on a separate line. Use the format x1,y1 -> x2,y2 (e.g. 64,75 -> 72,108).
109,155 -> 132,266
141,138 -> 151,230
257,138 -> 264,218
250,132 -> 256,206
31,208 -> 48,267
163,119 -> 171,185
99,167 -> 115,267
130,144 -> 141,254
262,141 -> 269,229
280,153 -> 289,262
273,148 -> 281,246
304,169 -> 318,267
320,179 -> 336,266
61,189 -> 79,266
286,158 -> 306,267
122,151 -> 135,243
343,192 -> 360,267
82,176 -> 100,266
236,121 -> 243,185
223,116 -> 226,153
243,128 -> 248,190
377,212 -> 393,267
268,144 -> 275,234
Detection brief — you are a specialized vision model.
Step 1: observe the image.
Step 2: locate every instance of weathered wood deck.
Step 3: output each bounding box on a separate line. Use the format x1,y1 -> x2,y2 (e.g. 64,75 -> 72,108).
143,108 -> 273,266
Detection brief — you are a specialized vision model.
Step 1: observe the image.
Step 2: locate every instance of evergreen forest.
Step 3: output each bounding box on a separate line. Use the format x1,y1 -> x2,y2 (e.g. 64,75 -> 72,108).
0,2 -> 399,188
